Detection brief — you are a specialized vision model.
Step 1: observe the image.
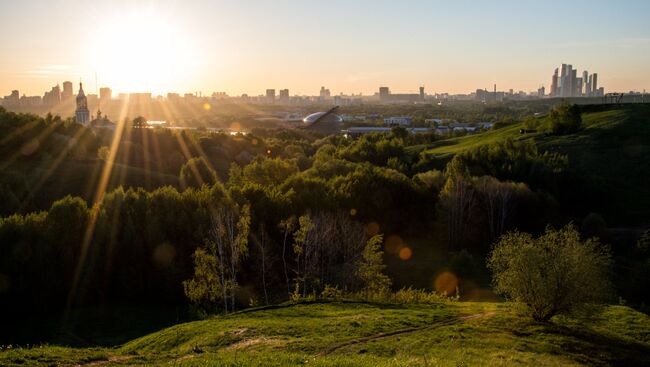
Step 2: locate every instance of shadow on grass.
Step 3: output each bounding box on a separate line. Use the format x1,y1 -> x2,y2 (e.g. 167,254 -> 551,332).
504,311 -> 650,366
1,304 -> 186,348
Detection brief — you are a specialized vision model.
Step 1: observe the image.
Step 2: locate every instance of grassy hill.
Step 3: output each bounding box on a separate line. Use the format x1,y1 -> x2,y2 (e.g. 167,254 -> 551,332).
413,104 -> 650,225
2,301 -> 650,366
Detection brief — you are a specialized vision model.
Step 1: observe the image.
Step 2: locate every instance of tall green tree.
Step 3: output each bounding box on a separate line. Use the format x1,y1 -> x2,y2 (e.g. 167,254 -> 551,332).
358,234 -> 391,297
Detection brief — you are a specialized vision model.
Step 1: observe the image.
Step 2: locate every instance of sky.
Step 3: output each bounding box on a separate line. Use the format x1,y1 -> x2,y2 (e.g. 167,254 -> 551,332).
1,0 -> 649,96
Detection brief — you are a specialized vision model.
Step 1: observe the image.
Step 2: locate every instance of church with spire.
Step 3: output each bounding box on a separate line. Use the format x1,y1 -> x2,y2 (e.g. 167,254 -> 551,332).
75,82 -> 90,125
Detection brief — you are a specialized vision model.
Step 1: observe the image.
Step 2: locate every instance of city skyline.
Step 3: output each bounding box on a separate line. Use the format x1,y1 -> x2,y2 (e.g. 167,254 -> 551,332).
1,0 -> 650,96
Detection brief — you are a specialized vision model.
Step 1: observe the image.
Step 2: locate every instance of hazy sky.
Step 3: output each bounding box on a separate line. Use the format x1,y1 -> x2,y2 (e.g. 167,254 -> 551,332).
1,0 -> 649,96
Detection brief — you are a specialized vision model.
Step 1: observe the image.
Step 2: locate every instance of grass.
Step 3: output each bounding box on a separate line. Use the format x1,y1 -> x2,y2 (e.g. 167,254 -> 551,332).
415,104 -> 650,225
417,122 -> 528,156
2,301 -> 649,366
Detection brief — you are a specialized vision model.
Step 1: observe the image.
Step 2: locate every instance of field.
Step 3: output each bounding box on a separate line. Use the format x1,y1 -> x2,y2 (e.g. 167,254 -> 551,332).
2,301 -> 650,366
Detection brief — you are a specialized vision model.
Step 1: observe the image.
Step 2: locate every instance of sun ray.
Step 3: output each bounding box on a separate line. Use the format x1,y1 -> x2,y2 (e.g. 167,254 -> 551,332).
63,96 -> 131,322
17,125 -> 92,212
0,117 -> 62,171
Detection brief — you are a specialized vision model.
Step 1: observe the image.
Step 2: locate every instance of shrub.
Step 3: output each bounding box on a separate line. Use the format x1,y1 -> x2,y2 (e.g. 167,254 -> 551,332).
546,101 -> 582,135
488,224 -> 612,321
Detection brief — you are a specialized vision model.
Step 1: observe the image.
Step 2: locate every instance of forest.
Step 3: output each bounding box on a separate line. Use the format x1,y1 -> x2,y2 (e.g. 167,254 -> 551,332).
1,102 -> 649,345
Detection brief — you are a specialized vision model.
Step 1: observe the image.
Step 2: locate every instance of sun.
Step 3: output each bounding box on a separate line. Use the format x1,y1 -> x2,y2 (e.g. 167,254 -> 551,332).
89,10 -> 197,95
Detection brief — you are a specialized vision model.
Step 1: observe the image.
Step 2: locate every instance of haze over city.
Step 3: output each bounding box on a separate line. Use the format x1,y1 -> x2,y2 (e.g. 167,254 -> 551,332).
3,1 -> 650,366
1,0 -> 649,96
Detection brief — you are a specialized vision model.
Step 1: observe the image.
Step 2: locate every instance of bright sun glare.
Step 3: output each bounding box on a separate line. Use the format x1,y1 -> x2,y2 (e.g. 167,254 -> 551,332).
89,11 -> 197,95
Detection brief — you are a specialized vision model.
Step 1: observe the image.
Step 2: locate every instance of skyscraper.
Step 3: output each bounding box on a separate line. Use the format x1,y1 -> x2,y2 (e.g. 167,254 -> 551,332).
62,81 -> 73,100
576,77 -> 583,97
560,64 -> 567,97
551,68 -> 559,97
419,86 -> 425,101
567,65 -> 575,97
75,82 -> 90,125
571,69 -> 577,97
551,64 -> 599,98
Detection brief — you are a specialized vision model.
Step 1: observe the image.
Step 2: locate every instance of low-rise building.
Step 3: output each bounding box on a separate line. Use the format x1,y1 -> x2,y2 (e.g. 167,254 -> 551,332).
384,116 -> 412,126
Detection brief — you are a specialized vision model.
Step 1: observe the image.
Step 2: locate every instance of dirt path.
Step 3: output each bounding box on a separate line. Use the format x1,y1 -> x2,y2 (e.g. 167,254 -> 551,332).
73,355 -> 132,367
318,311 -> 499,356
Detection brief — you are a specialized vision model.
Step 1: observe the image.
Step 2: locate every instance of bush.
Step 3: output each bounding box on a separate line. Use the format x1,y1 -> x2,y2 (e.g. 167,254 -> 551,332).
488,224 -> 612,321
547,101 -> 582,135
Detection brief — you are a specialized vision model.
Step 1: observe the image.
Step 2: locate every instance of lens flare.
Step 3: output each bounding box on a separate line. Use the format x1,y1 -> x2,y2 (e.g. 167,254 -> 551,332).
434,271 -> 459,295
398,246 -> 413,260
152,243 -> 176,268
365,222 -> 380,237
384,235 -> 404,254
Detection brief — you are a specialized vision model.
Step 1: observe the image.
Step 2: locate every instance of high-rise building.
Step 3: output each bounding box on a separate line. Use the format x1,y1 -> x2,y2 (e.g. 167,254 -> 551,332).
419,86 -> 425,101
266,89 -> 275,103
379,87 -> 390,101
550,68 -> 559,97
62,81 -> 73,100
3,90 -> 20,106
75,83 -> 90,125
560,64 -> 568,97
279,89 -> 289,102
319,86 -> 331,100
99,87 -> 112,102
567,65 -> 575,97
550,64 -> 601,98
129,93 -> 152,104
43,84 -> 61,106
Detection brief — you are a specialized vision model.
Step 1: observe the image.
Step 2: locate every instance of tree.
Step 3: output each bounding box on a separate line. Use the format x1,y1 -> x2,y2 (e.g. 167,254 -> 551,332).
182,247 -> 222,316
547,101 -> 581,135
439,156 -> 475,250
488,224 -> 612,321
132,116 -> 148,129
251,224 -> 271,305
291,212 -> 368,297
358,234 -> 391,297
476,176 -> 528,243
279,217 -> 297,297
293,214 -> 315,297
522,116 -> 539,131
180,157 -> 218,189
184,201 -> 250,313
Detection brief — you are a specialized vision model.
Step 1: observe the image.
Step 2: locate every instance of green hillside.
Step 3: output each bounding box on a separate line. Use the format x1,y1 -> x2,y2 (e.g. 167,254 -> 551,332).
416,104 -> 650,224
419,121 -> 528,156
2,301 -> 650,366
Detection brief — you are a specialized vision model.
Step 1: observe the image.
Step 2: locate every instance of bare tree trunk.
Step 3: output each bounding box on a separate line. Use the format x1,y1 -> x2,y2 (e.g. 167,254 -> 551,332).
212,211 -> 228,313
282,226 -> 291,297
259,226 -> 269,305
